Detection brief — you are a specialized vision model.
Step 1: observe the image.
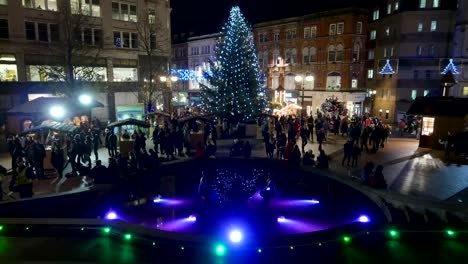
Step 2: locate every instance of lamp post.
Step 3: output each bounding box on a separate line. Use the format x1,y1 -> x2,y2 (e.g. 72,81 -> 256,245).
160,75 -> 178,114
369,90 -> 377,116
294,74 -> 314,120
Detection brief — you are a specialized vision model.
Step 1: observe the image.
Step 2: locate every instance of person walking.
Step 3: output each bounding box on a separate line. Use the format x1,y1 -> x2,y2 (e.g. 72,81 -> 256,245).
342,139 -> 353,167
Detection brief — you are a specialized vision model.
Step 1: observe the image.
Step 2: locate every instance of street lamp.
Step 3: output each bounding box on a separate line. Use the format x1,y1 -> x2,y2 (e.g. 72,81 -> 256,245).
370,90 -> 377,116
78,94 -> 92,106
294,74 -> 314,120
49,105 -> 65,120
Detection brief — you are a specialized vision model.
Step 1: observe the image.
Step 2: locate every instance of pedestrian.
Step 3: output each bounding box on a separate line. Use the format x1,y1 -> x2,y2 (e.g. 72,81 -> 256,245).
351,142 -> 361,167
342,139 -> 353,166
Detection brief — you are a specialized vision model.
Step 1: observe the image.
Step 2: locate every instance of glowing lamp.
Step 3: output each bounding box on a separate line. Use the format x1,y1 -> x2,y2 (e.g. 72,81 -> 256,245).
229,230 -> 242,243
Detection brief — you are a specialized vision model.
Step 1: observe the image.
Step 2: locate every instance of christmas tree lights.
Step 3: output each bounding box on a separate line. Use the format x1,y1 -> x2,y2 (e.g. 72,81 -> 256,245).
441,59 -> 460,75
200,6 -> 269,123
379,59 -> 396,75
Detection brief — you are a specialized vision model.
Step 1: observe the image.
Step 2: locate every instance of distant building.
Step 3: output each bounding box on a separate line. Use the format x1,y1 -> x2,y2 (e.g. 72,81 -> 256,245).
452,0 -> 468,97
253,7 -> 369,117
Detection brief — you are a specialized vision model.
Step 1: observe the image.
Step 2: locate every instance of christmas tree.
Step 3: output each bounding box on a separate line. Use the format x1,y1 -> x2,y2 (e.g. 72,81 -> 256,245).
379,59 -> 395,75
200,6 -> 269,123
441,58 -> 460,75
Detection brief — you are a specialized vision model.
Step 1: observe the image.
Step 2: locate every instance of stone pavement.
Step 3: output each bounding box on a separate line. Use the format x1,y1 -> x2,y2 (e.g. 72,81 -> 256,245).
1,134 -> 468,211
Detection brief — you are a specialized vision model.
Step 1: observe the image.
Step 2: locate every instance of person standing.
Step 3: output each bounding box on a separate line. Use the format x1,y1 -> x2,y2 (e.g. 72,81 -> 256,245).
51,141 -> 64,181
108,131 -> 118,157
32,139 -> 46,180
92,131 -> 101,161
300,125 -> 308,153
307,115 -> 314,142
342,139 -> 353,167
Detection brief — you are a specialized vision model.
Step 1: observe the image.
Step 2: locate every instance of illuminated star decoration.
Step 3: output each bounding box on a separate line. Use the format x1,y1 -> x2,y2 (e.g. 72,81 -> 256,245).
379,59 -> 395,75
441,58 -> 460,75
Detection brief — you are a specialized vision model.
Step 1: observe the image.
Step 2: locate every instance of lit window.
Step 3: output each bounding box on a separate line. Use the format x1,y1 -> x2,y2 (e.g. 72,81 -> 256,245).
311,26 -> 317,38
420,0 -> 426,8
416,45 -> 422,55
421,117 -> 434,136
0,54 -> 18,81
0,0 -> 6,5
328,45 -> 335,62
417,22 -> 423,32
303,27 -> 310,39
463,87 -> 468,96
390,47 -> 394,57
274,32 -> 280,42
113,31 -> 138,49
112,2 -> 137,22
27,65 -> 64,81
387,3 -> 392,14
387,89 -> 391,99
74,66 -> 107,81
370,30 -> 376,40
113,67 -> 138,81
71,0 -> 100,17
329,24 -> 336,36
385,26 -> 390,36
373,9 -> 380,20
383,48 -> 387,58
433,0 -> 439,8
351,78 -> 358,88
367,69 -> 374,79
368,49 -> 375,59
23,0 -> 58,11
395,0 -> 399,10
424,90 -> 429,96
337,22 -> 344,35
411,90 -> 417,100
430,20 -> 437,31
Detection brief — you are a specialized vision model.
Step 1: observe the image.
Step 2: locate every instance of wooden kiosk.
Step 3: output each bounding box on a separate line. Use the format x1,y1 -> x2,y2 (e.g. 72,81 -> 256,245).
107,118 -> 150,158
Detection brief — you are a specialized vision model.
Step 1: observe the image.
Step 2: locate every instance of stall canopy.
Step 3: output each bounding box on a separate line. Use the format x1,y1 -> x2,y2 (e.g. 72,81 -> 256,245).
7,96 -> 104,114
107,118 -> 150,128
21,120 -> 79,135
407,97 -> 468,117
178,114 -> 212,123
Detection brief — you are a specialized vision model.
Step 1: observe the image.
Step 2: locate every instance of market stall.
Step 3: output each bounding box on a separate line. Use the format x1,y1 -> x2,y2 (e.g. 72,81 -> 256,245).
107,118 -> 150,157
178,115 -> 212,148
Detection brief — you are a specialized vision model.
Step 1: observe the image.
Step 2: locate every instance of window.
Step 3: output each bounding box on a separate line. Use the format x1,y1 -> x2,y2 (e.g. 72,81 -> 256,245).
420,0 -> 427,8
291,49 -> 298,64
387,89 -> 392,99
23,0 -> 58,11
395,0 -> 399,10
274,32 -> 280,42
356,22 -> 362,34
74,66 -> 107,81
71,0 -> 100,17
433,0 -> 439,8
424,90 -> 429,96
370,30 -> 376,40
329,24 -> 336,35
50,24 -> 59,42
114,31 -> 138,49
273,49 -> 280,64
463,87 -> 468,96
326,72 -> 341,90
311,26 -> 317,38
335,44 -> 343,62
37,23 -> 48,41
0,0 -> 6,5
286,29 -> 296,40
0,54 -> 18,81
76,28 -> 101,46
337,22 -> 344,35
112,2 -> 137,22
421,117 -> 434,136
385,26 -> 390,36
425,70 -> 431,79
310,47 -> 317,62
26,65 -> 64,81
417,22 -> 423,32
390,47 -> 394,57
368,50 -> 375,59
416,45 -> 422,55
387,3 -> 392,14
285,49 -> 291,64
430,20 -> 437,31
351,75 -> 358,88
367,69 -> 374,79
380,89 -> 384,98
25,22 -> 36,40
328,45 -> 335,62
0,19 -> 8,39
353,43 -> 360,62
148,5 -> 156,24
113,67 -> 137,81
373,9 -> 380,20
262,51 -> 268,66
201,45 -> 210,54
304,27 -> 311,39
190,47 -> 199,55
259,33 -> 267,43
383,47 -> 387,58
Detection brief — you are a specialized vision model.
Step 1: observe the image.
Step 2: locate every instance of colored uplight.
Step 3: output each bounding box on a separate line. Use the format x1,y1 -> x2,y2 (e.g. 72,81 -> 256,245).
388,229 -> 399,239
25,226 -> 30,231
358,215 -> 371,223
258,248 -> 262,253
0,225 -> 3,231
343,236 -> 352,244
215,244 -> 226,257
105,211 -> 118,220
309,199 -> 320,204
180,246 -> 185,250
152,242 -> 156,246
153,195 -> 162,203
266,187 -> 271,191
277,216 -> 286,223
102,227 -> 111,234
124,234 -> 132,241
446,230 -> 456,237
80,227 -> 85,231
290,246 -> 294,250
188,215 -> 197,222
229,230 -> 242,243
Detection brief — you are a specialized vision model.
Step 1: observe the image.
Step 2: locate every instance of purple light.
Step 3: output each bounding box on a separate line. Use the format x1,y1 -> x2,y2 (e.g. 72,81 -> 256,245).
357,215 -> 370,223
105,211 -> 118,220
277,216 -> 286,223
188,215 -> 197,222
229,230 -> 243,243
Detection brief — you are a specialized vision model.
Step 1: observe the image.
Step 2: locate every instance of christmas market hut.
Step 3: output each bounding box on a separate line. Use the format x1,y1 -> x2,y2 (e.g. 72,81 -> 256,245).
107,118 -> 150,157
407,96 -> 468,149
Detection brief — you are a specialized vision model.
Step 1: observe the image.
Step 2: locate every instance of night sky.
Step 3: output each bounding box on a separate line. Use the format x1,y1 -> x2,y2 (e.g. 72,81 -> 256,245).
170,0 -> 374,35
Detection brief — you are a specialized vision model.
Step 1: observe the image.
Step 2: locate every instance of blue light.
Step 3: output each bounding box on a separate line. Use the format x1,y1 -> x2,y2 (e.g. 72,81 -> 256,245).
229,230 -> 243,243
441,58 -> 460,75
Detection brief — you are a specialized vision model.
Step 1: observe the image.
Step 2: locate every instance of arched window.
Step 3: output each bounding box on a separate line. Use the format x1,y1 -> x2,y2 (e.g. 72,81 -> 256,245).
302,47 -> 310,64
284,73 -> 296,90
328,45 -> 336,62
335,44 -> 344,62
353,43 -> 360,63
291,49 -> 298,64
285,49 -> 292,64
271,73 -> 279,89
326,72 -> 341,90
310,47 -> 317,62
273,49 -> 280,65
263,51 -> 269,66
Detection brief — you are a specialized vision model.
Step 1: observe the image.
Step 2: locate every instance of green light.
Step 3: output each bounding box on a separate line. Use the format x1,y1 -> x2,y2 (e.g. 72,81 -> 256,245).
25,226 -> 30,231
215,244 -> 226,257
388,229 -> 399,239
290,246 -> 294,250
102,227 -> 111,234
343,236 -> 351,244
124,234 -> 132,241
0,225 -> 3,231
257,248 -> 262,253
152,242 -> 156,246
446,230 -> 456,237
180,246 -> 185,250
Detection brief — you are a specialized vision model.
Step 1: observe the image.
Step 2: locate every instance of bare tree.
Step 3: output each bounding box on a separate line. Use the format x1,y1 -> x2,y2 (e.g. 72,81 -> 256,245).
135,4 -> 171,113
37,1 -> 104,97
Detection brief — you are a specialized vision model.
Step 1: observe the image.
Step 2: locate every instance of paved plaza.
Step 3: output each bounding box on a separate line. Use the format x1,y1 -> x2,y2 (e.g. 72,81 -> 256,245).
1,134 -> 467,212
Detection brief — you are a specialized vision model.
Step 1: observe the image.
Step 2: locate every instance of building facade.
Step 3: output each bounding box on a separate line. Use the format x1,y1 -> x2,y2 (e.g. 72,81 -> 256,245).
366,0 -> 457,122
253,8 -> 369,117
452,0 -> 468,97
0,0 -> 172,133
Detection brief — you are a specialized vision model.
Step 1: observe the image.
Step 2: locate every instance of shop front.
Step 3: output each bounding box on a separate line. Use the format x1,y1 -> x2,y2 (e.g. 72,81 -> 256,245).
309,91 -> 366,117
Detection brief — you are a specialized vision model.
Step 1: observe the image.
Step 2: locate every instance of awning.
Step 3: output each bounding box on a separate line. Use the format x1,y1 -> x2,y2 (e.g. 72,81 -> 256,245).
107,118 -> 150,128
8,96 -> 104,114
21,120 -> 79,135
